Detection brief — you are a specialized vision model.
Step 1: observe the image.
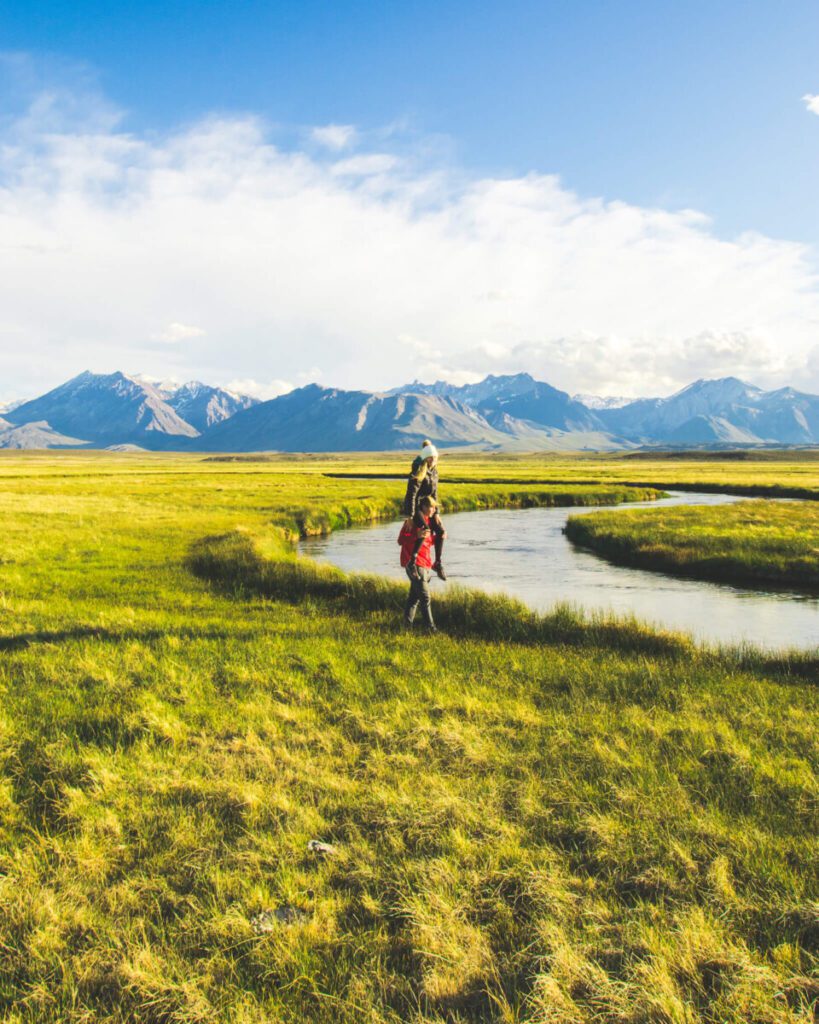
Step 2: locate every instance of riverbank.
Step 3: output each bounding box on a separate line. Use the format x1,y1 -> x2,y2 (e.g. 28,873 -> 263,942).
565,499 -> 819,589
299,493 -> 819,651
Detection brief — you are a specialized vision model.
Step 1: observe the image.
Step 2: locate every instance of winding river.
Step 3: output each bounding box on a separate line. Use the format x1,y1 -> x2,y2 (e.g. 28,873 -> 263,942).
299,492 -> 819,651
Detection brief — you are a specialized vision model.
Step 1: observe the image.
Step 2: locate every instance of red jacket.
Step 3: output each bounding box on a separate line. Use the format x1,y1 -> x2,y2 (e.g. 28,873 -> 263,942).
398,515 -> 434,569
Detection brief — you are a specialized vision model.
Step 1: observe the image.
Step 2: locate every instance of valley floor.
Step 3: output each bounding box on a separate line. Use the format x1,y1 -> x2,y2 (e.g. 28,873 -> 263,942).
0,451 -> 816,1023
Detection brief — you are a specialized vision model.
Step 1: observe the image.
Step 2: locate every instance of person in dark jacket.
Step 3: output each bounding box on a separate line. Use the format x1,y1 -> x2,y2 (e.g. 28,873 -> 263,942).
402,440 -> 447,579
398,495 -> 437,631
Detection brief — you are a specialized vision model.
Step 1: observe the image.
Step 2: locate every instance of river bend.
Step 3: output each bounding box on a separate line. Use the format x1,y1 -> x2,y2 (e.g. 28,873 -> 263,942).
299,492 -> 818,651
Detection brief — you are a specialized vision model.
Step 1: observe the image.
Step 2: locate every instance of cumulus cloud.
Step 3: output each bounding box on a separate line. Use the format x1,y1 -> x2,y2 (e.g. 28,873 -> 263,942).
2,73 -> 819,400
803,94 -> 819,116
331,153 -> 400,176
457,330 -> 791,398
311,123 -> 357,150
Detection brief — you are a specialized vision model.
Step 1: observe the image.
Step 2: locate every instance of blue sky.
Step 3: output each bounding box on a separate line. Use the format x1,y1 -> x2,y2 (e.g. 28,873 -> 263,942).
5,0 -> 818,242
1,1 -> 819,399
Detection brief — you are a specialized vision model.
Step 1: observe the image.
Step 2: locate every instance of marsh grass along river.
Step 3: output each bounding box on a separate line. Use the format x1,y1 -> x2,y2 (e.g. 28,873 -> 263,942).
301,491 -> 819,650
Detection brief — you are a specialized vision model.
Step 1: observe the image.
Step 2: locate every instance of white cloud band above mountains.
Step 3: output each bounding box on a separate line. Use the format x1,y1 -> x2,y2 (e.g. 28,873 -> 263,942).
1,73 -> 819,400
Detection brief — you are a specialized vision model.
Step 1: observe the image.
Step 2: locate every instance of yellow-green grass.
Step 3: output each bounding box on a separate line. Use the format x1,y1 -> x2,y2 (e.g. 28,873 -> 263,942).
0,451 -> 816,1023
8,446 -> 819,497
311,448 -> 819,499
565,500 -> 819,589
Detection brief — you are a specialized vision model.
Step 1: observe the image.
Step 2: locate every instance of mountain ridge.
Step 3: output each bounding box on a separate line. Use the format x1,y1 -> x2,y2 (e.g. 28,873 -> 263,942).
3,370 -> 819,451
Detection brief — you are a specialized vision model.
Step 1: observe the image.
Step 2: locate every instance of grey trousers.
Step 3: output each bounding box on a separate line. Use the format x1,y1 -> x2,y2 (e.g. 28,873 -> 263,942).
405,566 -> 434,627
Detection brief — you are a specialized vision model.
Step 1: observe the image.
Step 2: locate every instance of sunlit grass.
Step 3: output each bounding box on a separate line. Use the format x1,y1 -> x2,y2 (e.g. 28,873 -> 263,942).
0,450 -> 816,1023
565,500 -> 819,588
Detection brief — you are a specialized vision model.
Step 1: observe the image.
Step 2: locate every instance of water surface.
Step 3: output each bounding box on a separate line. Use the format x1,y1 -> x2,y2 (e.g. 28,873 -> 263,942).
300,492 -> 818,651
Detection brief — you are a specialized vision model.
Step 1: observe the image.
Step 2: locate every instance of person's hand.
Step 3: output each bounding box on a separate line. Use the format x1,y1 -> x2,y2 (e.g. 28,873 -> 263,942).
407,557 -> 419,578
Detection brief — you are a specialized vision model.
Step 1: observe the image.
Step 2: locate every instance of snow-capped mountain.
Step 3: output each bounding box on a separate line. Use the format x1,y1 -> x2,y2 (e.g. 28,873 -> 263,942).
597,376 -> 819,444
165,381 -> 258,432
5,371 -> 199,447
3,370 -> 819,450
392,373 -> 605,433
194,383 -> 625,453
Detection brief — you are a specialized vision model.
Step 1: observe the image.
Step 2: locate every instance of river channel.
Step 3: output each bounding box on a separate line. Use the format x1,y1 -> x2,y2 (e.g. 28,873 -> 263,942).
299,491 -> 818,651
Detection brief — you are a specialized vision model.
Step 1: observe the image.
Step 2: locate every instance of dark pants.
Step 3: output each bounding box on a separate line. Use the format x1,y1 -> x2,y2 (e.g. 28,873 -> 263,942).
405,566 -> 434,627
430,513 -> 446,564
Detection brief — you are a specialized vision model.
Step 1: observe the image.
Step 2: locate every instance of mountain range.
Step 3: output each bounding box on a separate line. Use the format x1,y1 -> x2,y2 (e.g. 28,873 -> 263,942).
2,370 -> 819,452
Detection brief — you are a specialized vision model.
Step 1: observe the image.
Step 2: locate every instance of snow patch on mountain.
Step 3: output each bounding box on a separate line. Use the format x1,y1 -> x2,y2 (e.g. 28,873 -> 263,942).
572,393 -> 633,410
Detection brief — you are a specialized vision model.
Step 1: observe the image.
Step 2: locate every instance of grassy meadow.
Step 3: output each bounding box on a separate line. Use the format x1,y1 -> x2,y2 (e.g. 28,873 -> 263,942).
318,448 -> 819,500
0,450 -> 817,1023
565,500 -> 819,589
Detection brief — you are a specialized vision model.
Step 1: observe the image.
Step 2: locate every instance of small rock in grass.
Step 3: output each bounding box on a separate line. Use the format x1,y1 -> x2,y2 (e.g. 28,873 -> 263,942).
307,839 -> 338,856
251,906 -> 307,933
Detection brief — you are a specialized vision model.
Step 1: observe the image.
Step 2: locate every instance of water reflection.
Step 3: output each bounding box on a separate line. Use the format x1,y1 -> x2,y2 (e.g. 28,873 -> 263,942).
300,492 -> 818,651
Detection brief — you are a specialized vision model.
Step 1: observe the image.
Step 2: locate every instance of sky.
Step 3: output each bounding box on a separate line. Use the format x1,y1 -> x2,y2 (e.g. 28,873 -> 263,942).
1,0 -> 819,402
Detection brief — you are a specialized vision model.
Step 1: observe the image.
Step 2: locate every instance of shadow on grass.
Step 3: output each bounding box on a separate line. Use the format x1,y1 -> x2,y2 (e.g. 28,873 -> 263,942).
322,471 -> 819,500
0,626 -> 254,653
187,529 -> 819,681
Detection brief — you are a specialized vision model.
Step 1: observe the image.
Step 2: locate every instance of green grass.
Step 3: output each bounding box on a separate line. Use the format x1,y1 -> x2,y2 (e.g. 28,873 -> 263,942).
0,451 -> 816,1023
565,500 -> 819,589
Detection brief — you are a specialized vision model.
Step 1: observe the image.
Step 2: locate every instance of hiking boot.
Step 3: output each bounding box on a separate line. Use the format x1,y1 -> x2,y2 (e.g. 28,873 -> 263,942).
433,561 -> 448,581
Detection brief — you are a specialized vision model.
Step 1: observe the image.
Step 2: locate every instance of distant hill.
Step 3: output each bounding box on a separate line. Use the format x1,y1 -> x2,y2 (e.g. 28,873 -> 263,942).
0,419 -> 90,450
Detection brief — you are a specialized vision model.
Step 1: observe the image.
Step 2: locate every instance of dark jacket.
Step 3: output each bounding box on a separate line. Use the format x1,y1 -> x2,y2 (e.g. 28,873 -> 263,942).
402,457 -> 439,517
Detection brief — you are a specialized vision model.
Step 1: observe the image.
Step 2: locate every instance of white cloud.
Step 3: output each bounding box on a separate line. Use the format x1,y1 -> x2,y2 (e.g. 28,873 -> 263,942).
1,76 -> 819,399
331,154 -> 400,177
802,94 -> 819,116
225,378 -> 293,400
311,123 -> 357,150
456,329 -> 791,398
133,372 -> 183,391
151,322 -> 206,343
399,334 -> 443,361
415,363 -> 485,387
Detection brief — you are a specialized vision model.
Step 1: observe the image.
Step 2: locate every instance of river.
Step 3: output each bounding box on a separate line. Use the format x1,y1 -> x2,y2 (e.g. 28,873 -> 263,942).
299,491 -> 818,651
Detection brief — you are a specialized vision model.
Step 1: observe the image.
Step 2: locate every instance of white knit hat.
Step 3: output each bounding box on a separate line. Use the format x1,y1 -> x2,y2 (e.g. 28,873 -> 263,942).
420,441 -> 438,459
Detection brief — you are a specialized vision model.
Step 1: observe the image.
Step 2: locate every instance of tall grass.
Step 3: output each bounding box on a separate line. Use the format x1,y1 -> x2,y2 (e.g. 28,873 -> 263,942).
189,528 -> 819,676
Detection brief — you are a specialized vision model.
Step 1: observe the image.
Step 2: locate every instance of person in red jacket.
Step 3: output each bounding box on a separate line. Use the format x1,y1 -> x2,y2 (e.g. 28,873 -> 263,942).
398,495 -> 438,631
402,440 -> 447,579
